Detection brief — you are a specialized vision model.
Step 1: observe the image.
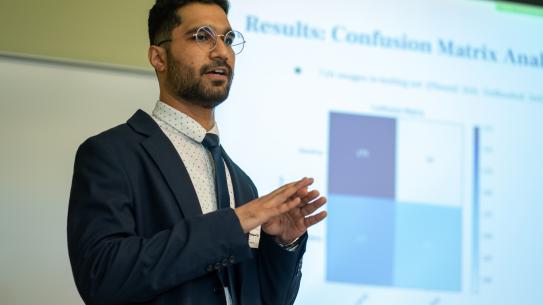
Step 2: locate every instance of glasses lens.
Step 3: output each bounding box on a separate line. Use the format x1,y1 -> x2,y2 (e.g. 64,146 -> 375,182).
195,26 -> 216,49
195,26 -> 246,55
224,32 -> 236,47
227,30 -> 245,55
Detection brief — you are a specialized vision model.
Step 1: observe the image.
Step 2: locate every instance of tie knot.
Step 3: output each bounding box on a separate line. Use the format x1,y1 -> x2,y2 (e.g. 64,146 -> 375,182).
202,133 -> 220,151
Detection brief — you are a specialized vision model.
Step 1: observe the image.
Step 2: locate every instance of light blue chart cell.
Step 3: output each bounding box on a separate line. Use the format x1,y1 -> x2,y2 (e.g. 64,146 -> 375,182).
327,194 -> 395,286
394,202 -> 462,291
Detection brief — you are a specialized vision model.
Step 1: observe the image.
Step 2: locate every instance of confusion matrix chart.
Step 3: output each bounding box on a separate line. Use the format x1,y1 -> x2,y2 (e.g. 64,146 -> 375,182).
326,112 -> 463,291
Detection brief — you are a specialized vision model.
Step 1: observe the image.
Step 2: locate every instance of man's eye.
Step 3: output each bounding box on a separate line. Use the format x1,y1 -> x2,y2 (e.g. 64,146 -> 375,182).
195,33 -> 211,41
224,33 -> 235,46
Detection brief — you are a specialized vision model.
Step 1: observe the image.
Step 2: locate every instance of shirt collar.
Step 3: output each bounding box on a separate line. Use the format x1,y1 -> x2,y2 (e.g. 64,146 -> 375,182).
152,100 -> 219,143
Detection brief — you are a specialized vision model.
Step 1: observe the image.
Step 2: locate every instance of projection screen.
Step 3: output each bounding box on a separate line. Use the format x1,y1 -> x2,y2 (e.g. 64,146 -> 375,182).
219,1 -> 543,305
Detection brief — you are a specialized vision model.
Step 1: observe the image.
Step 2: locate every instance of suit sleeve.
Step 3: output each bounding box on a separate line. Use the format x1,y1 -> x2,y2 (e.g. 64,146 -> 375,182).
67,137 -> 253,305
243,181 -> 307,305
257,232 -> 307,305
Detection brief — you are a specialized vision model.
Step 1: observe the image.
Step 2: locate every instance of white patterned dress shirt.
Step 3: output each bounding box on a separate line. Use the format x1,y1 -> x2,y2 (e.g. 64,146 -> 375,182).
152,100 -> 235,214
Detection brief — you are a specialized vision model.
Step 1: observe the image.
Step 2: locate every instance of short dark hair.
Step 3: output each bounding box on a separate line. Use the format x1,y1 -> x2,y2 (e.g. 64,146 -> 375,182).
148,0 -> 230,45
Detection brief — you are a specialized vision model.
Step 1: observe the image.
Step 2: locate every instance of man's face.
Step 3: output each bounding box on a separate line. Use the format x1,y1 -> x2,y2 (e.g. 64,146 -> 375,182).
165,3 -> 235,109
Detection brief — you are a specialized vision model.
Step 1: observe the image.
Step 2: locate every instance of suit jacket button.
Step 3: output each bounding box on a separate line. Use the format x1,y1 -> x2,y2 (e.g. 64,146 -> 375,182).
212,286 -> 220,294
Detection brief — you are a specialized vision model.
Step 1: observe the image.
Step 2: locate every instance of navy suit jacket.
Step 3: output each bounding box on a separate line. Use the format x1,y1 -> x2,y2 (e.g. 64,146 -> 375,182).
67,110 -> 307,305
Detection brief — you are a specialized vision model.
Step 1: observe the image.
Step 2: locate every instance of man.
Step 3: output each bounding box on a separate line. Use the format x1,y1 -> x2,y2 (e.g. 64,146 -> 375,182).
67,1 -> 327,304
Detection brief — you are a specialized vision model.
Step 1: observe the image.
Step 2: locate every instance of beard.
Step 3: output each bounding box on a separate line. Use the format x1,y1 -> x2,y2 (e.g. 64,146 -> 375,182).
165,51 -> 233,109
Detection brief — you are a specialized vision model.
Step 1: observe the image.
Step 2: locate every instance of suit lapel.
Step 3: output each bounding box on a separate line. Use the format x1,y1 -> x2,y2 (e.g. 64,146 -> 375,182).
128,110 -> 203,218
221,147 -> 257,207
127,109 -> 257,216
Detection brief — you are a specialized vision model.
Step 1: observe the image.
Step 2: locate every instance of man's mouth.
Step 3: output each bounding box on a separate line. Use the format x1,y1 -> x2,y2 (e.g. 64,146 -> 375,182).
203,65 -> 231,80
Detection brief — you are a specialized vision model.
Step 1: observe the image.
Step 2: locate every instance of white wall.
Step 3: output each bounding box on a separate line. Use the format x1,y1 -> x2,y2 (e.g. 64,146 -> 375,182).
0,56 -> 158,305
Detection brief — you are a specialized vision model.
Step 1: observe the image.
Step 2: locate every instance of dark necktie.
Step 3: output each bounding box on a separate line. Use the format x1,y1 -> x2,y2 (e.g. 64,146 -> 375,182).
201,133 -> 230,210
201,133 -> 237,304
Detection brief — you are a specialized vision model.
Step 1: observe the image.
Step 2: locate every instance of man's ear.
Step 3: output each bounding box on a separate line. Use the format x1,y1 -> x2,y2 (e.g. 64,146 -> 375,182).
148,45 -> 167,72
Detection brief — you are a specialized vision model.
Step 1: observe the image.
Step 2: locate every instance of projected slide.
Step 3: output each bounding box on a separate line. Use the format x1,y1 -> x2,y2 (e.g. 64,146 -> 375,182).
326,112 -> 462,291
219,1 -> 543,304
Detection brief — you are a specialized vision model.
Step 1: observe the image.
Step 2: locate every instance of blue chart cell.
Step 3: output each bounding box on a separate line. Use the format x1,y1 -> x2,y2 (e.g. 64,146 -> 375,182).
327,195 -> 395,286
327,112 -> 463,292
328,112 -> 396,198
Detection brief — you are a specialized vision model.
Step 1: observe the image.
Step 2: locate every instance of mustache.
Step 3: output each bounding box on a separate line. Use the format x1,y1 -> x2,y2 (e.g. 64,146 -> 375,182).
200,60 -> 233,77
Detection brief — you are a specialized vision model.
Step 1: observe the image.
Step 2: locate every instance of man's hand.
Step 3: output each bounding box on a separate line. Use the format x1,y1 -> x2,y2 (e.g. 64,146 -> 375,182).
234,177 -> 327,243
262,181 -> 327,244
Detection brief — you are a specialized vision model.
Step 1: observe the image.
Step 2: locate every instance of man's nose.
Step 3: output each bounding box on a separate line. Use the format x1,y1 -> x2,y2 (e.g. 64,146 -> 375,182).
210,37 -> 232,61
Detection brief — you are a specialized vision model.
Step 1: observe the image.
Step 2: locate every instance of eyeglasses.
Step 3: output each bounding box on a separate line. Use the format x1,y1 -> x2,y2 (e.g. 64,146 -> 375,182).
157,25 -> 246,55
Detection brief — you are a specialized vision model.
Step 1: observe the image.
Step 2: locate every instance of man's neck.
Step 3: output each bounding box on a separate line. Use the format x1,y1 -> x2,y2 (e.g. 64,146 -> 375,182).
159,93 -> 215,131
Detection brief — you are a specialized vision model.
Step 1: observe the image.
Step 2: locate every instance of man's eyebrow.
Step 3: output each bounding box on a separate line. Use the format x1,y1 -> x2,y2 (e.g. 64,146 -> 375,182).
183,25 -> 233,35
183,26 -> 201,35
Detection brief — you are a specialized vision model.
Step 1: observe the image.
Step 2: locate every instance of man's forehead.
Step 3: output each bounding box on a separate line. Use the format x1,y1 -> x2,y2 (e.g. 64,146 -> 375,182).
176,3 -> 231,33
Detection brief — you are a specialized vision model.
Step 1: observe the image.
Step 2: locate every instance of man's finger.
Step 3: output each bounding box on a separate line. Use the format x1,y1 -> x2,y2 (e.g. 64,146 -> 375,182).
272,178 -> 313,204
265,181 -> 297,198
262,178 -> 304,202
294,177 -> 314,189
290,186 -> 310,204
301,190 -> 320,204
300,197 -> 327,216
277,197 -> 301,214
267,177 -> 310,198
295,186 -> 309,199
294,190 -> 320,208
304,211 -> 328,228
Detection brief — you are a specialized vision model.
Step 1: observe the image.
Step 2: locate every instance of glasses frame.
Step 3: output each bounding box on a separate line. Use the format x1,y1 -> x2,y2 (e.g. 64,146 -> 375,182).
156,25 -> 246,55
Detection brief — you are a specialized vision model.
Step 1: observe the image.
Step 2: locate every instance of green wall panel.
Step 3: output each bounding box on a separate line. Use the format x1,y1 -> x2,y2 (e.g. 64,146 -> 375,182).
0,0 -> 155,69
